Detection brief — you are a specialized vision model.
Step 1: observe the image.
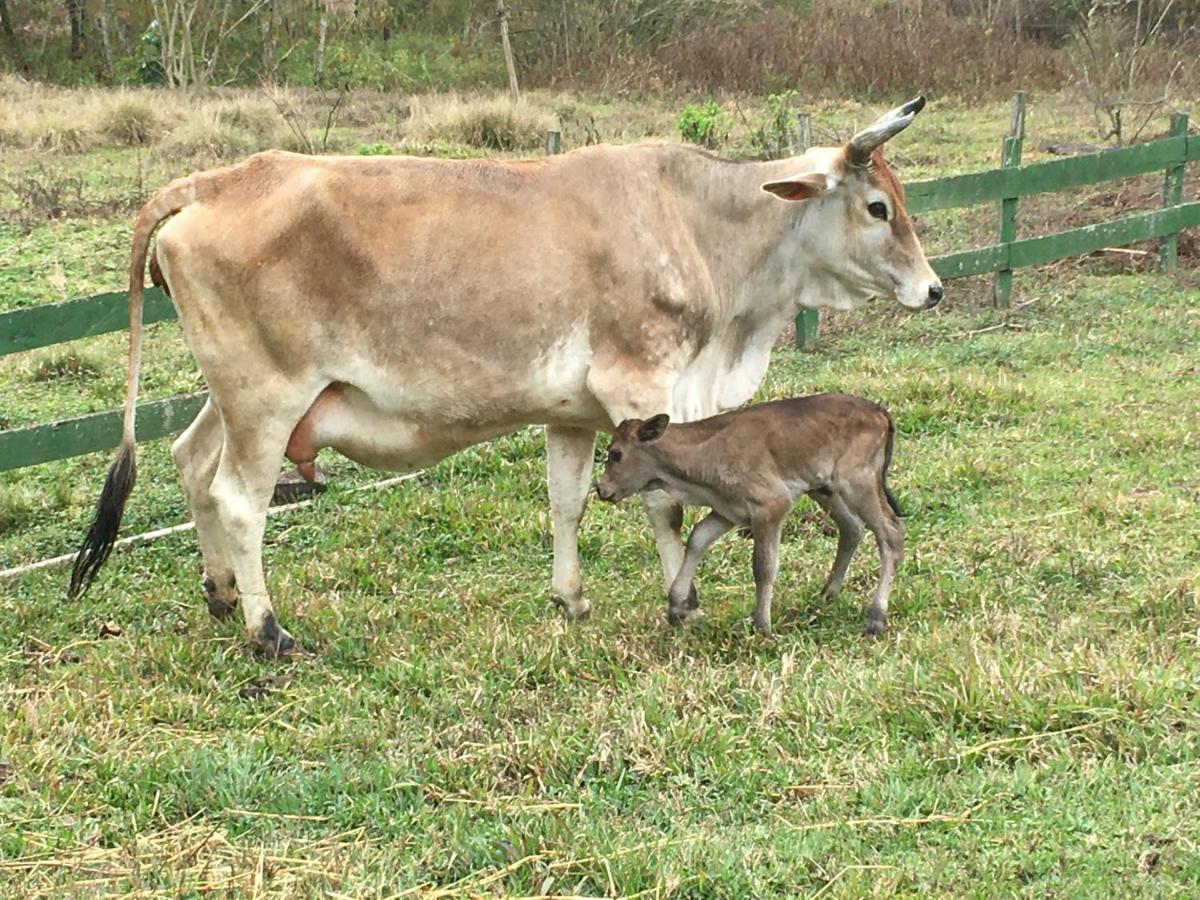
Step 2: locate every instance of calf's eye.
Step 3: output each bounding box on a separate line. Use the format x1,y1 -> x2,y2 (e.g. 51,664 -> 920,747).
867,201 -> 889,221
608,450 -> 623,463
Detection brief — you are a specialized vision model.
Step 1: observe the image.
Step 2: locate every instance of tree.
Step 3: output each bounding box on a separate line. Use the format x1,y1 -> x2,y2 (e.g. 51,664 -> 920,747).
65,0 -> 86,59
0,0 -> 28,72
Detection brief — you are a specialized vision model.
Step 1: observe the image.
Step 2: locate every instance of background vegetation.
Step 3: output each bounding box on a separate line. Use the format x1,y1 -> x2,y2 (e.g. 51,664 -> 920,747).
2,0 -> 1198,101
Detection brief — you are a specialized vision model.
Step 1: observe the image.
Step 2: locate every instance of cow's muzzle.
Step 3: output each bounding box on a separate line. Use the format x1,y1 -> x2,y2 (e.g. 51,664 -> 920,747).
925,282 -> 944,309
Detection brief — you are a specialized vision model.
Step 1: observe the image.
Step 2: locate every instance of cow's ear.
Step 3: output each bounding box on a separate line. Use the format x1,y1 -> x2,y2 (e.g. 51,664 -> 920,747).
761,172 -> 829,202
637,414 -> 670,443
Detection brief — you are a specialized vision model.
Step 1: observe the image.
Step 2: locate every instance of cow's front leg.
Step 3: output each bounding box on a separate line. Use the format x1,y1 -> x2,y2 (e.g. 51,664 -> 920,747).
546,425 -> 597,621
643,490 -> 696,605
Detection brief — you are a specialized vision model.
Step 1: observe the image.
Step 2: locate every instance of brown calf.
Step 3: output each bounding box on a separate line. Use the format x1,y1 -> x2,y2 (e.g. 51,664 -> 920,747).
596,395 -> 904,637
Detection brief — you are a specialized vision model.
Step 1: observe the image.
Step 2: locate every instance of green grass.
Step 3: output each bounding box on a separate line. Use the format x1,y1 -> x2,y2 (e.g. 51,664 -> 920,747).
2,269 -> 1198,895
1,87 -> 1199,895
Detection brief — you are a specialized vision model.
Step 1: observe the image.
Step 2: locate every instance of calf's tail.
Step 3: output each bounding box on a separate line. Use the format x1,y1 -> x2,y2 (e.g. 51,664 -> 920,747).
880,409 -> 904,518
68,177 -> 196,600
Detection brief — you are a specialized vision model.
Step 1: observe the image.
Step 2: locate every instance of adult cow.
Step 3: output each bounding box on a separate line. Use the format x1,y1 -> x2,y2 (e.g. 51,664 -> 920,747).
70,96 -> 941,655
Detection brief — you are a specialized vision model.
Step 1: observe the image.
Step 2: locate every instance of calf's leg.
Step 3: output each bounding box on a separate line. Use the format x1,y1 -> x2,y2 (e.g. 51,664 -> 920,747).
545,425 -> 596,621
810,490 -> 865,601
589,377 -> 697,611
750,506 -> 789,638
667,512 -> 733,626
846,480 -> 904,636
171,399 -> 238,619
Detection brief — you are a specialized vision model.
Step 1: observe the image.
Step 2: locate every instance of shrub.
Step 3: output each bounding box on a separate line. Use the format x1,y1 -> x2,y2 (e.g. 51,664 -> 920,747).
100,99 -> 162,146
1,168 -> 90,229
0,485 -> 33,536
676,101 -> 730,149
356,141 -> 395,155
748,91 -> 806,159
33,118 -> 93,153
657,1 -> 1073,98
406,95 -> 555,152
33,349 -> 104,382
1065,2 -> 1194,144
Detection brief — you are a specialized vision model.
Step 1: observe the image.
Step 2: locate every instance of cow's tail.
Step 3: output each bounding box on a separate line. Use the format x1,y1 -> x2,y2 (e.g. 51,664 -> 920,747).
880,407 -> 904,519
69,177 -> 197,600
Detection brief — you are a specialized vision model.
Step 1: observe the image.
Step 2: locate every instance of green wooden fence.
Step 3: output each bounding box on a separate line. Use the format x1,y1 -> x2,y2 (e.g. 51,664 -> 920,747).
1,111 -> 1197,474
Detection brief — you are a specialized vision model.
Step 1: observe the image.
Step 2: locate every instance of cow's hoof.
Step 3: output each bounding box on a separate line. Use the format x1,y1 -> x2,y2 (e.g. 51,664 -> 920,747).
751,617 -> 774,639
864,617 -> 888,638
251,612 -> 303,658
552,594 -> 591,622
203,576 -> 238,620
667,606 -> 704,627
819,583 -> 841,602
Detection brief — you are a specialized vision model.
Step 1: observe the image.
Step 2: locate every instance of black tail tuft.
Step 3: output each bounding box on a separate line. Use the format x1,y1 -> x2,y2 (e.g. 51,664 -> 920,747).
884,484 -> 904,518
68,442 -> 136,600
880,407 -> 905,518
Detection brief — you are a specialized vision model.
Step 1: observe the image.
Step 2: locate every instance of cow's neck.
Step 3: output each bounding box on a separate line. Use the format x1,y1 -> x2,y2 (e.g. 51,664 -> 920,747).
660,149 -> 840,418
668,149 -> 843,324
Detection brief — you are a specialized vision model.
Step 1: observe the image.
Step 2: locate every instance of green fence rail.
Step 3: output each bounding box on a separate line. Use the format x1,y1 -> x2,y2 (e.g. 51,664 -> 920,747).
2,106 -> 1196,474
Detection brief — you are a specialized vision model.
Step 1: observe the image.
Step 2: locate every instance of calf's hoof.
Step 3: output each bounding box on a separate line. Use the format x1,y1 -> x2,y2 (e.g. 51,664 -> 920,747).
864,617 -> 888,638
251,612 -> 303,658
667,606 -> 704,627
552,593 -> 591,623
203,575 -> 238,620
819,583 -> 842,602
751,616 -> 774,639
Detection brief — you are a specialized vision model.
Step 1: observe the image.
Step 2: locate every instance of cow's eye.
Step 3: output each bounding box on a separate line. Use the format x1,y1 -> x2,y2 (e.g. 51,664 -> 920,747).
867,201 -> 889,221
608,449 -> 623,463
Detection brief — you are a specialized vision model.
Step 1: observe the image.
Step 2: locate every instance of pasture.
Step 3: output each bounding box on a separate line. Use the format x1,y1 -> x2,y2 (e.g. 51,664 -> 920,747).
2,83 -> 1199,895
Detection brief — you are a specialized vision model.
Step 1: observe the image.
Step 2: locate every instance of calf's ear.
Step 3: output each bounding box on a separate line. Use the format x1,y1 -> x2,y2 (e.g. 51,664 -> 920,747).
637,414 -> 670,443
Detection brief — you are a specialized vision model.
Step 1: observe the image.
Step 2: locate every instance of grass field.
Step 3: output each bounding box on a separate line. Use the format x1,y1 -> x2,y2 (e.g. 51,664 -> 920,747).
2,84 -> 1199,895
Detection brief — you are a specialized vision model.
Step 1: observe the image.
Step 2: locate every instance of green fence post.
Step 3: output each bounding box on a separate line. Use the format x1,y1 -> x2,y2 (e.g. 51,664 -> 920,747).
792,111 -> 818,349
795,308 -> 819,349
545,129 -> 561,156
1158,112 -> 1188,271
993,91 -> 1025,308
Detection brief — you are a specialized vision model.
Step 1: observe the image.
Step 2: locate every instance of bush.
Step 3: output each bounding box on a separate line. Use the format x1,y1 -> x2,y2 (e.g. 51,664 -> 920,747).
100,99 -> 162,146
356,141 -> 395,155
657,1 -> 1073,98
33,349 -> 104,382
0,485 -> 33,536
32,118 -> 93,153
406,95 -> 555,152
676,101 -> 730,149
159,104 -> 285,161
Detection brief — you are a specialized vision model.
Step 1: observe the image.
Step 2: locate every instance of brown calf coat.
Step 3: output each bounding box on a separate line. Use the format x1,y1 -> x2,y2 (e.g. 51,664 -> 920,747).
597,395 -> 904,636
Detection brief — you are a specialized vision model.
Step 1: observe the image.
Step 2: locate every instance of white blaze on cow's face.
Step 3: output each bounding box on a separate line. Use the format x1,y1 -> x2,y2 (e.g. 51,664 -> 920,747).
761,96 -> 943,312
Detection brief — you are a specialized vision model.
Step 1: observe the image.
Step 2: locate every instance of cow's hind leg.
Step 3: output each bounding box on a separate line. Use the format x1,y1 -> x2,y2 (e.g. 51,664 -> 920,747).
172,400 -> 238,619
546,425 -> 596,621
207,410 -> 303,656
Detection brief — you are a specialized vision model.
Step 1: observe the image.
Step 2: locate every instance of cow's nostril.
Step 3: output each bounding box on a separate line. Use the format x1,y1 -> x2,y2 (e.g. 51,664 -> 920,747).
927,283 -> 944,306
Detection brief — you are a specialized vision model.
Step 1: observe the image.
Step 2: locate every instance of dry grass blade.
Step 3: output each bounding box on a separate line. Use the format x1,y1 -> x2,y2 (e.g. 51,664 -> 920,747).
934,717 -> 1120,765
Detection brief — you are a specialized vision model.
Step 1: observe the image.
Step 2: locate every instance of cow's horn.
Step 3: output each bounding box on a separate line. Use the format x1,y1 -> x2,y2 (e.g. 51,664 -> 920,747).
847,96 -> 926,165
